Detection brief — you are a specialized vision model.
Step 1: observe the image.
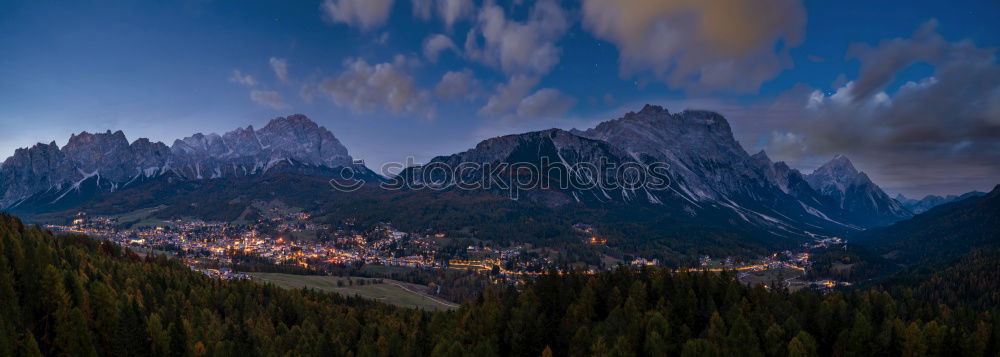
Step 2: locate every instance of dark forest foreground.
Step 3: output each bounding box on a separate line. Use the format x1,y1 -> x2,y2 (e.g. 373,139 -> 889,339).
0,214 -> 997,356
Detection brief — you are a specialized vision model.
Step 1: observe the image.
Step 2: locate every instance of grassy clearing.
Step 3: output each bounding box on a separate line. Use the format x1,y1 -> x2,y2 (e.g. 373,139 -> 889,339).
108,205 -> 174,228
739,267 -> 805,288
249,272 -> 458,311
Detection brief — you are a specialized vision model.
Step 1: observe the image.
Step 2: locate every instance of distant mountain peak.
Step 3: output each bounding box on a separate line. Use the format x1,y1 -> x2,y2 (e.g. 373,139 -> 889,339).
803,154 -> 911,226
898,190 -> 990,214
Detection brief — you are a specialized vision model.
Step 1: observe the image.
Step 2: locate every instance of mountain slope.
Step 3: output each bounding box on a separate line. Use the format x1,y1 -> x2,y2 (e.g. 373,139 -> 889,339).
399,128 -> 672,207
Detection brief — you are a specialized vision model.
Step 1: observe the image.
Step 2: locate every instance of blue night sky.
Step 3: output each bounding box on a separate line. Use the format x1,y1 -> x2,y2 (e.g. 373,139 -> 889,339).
1,0 -> 998,196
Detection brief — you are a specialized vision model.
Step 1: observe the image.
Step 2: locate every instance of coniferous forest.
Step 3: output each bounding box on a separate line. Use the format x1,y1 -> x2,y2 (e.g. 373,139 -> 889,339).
1,214 -> 998,356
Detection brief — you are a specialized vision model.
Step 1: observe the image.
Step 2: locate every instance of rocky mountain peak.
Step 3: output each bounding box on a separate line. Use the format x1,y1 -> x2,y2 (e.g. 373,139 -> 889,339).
171,132 -> 228,157
803,154 -> 911,225
264,113 -> 316,128
64,130 -> 129,152
751,150 -> 771,162
255,114 -> 351,167
638,104 -> 669,115
807,155 -> 863,187
822,154 -> 858,173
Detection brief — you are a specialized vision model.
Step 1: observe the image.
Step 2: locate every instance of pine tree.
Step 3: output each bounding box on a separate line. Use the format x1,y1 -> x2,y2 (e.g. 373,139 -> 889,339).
901,322 -> 927,357
788,331 -> 818,357
707,311 -> 726,345
540,346 -> 554,357
763,323 -> 786,357
20,332 -> 43,357
681,338 -> 719,357
147,313 -> 170,356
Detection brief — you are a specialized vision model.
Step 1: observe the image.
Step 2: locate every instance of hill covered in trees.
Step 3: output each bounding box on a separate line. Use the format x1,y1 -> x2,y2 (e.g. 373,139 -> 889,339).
1,213 -> 997,356
853,185 -> 1000,266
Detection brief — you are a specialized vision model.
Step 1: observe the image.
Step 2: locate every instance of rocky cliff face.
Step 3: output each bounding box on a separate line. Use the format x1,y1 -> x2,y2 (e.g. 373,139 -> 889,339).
572,105 -> 763,202
0,114 -> 355,209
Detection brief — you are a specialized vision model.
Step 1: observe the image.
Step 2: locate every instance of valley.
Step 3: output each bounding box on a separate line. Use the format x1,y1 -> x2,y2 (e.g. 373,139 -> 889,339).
4,2 -> 998,354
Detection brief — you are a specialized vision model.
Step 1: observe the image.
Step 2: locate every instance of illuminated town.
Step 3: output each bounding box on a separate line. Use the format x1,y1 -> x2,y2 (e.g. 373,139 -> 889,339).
47,211 -> 849,290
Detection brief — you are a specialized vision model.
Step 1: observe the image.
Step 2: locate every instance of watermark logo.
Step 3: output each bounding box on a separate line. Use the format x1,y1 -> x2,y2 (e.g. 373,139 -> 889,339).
331,157 -> 672,198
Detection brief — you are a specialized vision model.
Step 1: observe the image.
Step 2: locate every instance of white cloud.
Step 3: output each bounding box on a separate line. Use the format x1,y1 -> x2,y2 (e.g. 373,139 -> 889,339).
376,32 -> 391,45
321,0 -> 395,31
269,57 -> 289,83
250,90 -> 287,109
299,84 -> 319,103
422,34 -> 459,63
228,69 -> 256,87
319,56 -> 434,117
478,75 -> 539,116
464,0 -> 569,76
434,69 -> 480,100
515,88 -> 576,119
478,75 -> 575,119
411,0 -> 475,29
581,0 -> 806,93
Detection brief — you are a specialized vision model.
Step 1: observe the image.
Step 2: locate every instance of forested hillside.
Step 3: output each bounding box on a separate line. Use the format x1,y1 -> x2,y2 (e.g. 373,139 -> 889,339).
1,214 -> 997,356
853,185 -> 1000,266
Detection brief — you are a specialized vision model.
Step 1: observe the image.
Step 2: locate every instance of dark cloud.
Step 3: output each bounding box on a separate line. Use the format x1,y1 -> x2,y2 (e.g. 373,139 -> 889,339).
847,20 -> 955,102
749,21 -> 1000,195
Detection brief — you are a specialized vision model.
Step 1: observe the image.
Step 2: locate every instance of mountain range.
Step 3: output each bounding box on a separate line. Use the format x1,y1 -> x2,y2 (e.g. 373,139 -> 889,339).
1,105 -> 919,244
0,114 -> 367,210
894,191 -> 987,214
402,105 -> 912,236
